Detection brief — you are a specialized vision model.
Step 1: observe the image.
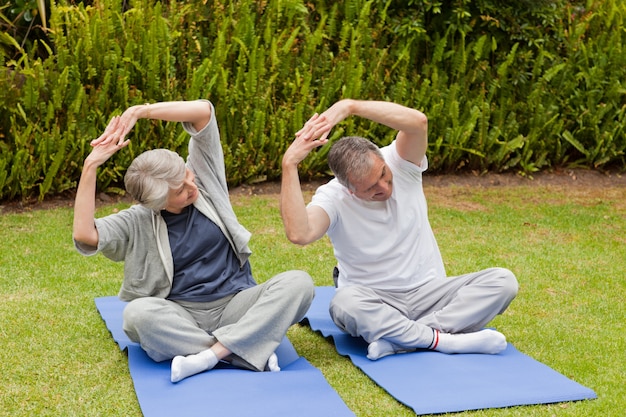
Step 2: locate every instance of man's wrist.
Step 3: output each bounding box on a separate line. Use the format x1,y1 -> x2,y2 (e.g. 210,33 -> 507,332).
83,157 -> 101,171
281,155 -> 302,170
282,162 -> 300,174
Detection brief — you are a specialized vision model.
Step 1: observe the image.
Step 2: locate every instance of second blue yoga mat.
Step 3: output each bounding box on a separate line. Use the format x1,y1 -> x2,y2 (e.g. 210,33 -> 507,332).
305,286 -> 597,415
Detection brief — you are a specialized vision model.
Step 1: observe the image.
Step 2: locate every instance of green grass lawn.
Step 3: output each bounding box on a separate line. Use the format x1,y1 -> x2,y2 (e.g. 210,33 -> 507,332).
1,180 -> 624,416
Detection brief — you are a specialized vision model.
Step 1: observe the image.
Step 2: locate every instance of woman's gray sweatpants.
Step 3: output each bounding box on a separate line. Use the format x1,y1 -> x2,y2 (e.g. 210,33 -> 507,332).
329,267 -> 518,348
122,270 -> 314,371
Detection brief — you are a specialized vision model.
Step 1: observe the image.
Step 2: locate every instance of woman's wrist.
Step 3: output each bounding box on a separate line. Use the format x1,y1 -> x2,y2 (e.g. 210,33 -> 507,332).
142,103 -> 152,119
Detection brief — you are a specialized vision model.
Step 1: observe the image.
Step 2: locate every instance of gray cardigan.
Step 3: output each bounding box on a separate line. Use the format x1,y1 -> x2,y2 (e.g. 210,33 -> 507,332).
75,101 -> 252,301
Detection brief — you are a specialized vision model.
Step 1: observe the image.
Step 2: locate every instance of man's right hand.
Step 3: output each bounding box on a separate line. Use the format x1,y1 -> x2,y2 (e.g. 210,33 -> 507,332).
282,113 -> 332,168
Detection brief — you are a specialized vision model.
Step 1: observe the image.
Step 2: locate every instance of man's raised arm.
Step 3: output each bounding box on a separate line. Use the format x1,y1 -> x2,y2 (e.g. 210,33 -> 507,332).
280,113 -> 332,245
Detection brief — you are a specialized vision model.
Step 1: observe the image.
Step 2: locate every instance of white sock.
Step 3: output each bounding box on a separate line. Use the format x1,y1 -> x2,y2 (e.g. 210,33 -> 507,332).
435,329 -> 507,354
266,353 -> 280,372
171,348 -> 219,383
367,339 -> 409,360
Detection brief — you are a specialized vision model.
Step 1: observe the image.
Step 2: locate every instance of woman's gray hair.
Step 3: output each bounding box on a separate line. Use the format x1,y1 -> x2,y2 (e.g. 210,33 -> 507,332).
124,149 -> 186,211
328,136 -> 383,191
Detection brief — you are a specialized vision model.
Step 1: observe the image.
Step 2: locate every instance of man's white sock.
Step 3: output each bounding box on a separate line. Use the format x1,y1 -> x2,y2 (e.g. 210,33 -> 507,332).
171,348 -> 219,383
367,339 -> 396,360
368,329 -> 507,361
367,339 -> 412,360
434,329 -> 507,354
266,352 -> 280,372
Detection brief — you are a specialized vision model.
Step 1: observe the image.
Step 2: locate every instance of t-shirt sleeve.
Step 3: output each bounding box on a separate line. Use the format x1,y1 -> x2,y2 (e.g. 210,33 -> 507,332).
382,140 -> 428,180
308,179 -> 342,230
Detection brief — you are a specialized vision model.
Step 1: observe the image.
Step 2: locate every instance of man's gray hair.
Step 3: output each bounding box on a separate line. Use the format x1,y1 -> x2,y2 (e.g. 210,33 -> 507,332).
124,149 -> 186,211
328,136 -> 383,191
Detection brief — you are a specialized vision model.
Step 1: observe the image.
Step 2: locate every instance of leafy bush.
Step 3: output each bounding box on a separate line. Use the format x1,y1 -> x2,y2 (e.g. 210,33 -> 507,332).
0,0 -> 624,201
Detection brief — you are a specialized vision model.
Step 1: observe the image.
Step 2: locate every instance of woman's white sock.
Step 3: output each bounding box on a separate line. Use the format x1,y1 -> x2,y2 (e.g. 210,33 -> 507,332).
171,348 -> 219,383
435,329 -> 507,354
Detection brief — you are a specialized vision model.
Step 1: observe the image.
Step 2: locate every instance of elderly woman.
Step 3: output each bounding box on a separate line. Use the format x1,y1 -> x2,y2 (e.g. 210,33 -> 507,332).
73,100 -> 314,382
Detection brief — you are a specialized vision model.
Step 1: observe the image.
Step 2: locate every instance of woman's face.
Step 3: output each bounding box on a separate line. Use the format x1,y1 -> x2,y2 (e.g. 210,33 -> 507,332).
163,168 -> 199,213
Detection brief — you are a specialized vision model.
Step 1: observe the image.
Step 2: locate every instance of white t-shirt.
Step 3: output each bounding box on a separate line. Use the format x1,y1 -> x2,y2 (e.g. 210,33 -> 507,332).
309,141 -> 446,291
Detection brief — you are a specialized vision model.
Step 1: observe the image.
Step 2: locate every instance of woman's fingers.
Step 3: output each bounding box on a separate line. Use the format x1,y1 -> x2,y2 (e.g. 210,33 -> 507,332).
91,116 -> 122,146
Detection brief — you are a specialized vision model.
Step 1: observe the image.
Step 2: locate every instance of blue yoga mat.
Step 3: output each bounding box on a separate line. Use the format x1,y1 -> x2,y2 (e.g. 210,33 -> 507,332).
305,287 -> 597,415
95,296 -> 355,417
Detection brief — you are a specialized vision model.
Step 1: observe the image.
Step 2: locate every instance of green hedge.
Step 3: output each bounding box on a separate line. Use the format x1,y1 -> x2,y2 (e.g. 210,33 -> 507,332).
1,0 -> 624,201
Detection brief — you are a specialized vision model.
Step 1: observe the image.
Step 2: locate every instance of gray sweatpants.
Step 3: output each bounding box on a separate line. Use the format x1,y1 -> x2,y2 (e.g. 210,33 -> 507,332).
122,270 -> 314,371
329,267 -> 518,348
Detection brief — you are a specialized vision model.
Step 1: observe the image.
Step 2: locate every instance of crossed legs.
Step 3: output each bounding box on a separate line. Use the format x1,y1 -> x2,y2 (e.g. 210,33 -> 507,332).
123,270 -> 314,381
329,267 -> 518,360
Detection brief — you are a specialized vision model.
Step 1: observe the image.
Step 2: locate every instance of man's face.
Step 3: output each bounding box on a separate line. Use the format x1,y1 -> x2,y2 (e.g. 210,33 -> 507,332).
349,156 -> 393,202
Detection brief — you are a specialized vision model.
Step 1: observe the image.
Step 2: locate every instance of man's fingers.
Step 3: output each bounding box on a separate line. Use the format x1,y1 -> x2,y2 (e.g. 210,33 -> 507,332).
295,113 -> 318,134
296,113 -> 330,137
298,123 -> 331,142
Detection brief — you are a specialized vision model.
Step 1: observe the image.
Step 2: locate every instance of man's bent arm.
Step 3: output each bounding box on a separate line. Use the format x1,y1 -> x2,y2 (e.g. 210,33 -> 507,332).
323,100 -> 428,166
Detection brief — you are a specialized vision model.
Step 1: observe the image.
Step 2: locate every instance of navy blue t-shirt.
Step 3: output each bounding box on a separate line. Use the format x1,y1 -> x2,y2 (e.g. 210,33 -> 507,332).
162,205 -> 256,302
